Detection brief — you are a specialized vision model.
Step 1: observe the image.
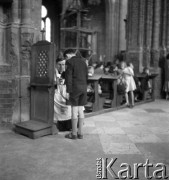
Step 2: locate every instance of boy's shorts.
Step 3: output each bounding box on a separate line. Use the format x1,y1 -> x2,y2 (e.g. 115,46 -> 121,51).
69,91 -> 87,106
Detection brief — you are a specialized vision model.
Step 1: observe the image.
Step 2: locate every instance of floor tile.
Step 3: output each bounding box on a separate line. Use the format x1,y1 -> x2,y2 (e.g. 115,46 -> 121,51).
127,133 -> 162,143
100,142 -> 141,154
144,108 -> 166,113
99,134 -> 132,143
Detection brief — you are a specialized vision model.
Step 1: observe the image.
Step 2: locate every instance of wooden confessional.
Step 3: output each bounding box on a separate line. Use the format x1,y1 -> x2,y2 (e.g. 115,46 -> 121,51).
15,40 -> 57,139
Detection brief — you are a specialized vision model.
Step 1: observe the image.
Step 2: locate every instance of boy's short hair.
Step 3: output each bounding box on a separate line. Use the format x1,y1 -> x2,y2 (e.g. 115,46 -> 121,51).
63,49 -> 75,58
143,67 -> 148,71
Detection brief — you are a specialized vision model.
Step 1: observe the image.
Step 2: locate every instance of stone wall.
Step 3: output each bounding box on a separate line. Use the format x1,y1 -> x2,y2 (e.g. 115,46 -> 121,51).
0,0 -> 41,124
126,0 -> 168,98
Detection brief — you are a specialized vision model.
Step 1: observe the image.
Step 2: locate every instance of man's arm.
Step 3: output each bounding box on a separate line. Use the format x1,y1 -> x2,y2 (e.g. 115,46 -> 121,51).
65,60 -> 73,93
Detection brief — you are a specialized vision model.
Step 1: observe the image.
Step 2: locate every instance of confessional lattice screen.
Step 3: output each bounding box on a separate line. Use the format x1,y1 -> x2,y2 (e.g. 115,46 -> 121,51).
36,50 -> 48,78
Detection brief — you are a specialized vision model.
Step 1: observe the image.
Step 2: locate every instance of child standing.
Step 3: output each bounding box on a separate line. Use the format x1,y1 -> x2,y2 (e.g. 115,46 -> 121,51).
141,67 -> 152,95
122,62 -> 136,108
164,54 -> 169,100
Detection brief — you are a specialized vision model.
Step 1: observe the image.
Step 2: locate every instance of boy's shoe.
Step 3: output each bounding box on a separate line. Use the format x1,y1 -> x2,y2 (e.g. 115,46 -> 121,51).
77,133 -> 83,139
65,133 -> 77,140
130,104 -> 134,108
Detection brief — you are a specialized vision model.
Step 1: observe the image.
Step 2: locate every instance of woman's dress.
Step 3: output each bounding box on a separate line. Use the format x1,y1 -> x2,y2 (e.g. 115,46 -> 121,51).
123,67 -> 136,92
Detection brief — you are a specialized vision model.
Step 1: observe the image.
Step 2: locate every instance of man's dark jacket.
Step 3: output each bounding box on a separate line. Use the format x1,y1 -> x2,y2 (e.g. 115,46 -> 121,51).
65,56 -> 88,94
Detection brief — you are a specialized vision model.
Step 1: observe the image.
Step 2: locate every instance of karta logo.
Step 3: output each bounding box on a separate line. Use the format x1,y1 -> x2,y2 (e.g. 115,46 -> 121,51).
96,158 -> 168,179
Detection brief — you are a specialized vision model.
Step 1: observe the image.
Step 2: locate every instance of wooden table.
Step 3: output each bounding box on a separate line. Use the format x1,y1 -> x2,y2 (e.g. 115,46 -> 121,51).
101,74 -> 119,108
87,74 -> 102,112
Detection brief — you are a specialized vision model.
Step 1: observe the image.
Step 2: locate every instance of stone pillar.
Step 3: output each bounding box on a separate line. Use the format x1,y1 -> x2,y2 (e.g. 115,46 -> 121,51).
138,0 -> 145,72
0,6 -> 5,65
151,0 -> 161,98
151,0 -> 161,68
11,0 -> 20,23
126,0 -> 140,71
21,0 -> 31,25
105,0 -> 120,62
12,0 -> 35,123
143,0 -> 153,68
105,0 -> 113,62
119,0 -> 128,52
166,0 -> 169,53
161,0 -> 167,57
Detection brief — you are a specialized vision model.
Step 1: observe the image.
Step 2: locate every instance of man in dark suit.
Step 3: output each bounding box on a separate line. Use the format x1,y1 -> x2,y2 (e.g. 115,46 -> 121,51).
64,49 -> 88,139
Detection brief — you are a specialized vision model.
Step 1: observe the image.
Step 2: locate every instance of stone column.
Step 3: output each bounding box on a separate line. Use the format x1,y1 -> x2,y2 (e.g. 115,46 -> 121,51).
151,0 -> 161,98
166,0 -> 169,53
21,0 -> 31,25
0,6 -> 5,65
151,0 -> 161,68
119,0 -> 128,52
138,0 -> 145,71
161,0 -> 167,57
13,0 -> 33,123
143,0 -> 153,68
105,0 -> 113,62
126,0 -> 140,71
11,0 -> 20,23
105,0 -> 120,62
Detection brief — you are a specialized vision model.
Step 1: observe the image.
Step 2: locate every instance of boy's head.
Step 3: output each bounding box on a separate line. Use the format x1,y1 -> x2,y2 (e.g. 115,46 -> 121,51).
63,49 -> 75,60
109,64 -> 118,73
143,67 -> 149,74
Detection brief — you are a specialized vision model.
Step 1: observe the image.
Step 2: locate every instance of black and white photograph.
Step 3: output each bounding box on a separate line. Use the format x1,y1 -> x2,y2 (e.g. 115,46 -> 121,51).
0,0 -> 169,179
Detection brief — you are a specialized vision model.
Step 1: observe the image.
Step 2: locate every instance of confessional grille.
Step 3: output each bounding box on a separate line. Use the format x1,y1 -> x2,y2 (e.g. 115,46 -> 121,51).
36,50 -> 48,77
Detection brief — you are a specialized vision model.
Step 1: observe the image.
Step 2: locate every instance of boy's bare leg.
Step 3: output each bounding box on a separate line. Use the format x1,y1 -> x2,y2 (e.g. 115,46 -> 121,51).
77,106 -> 85,138
125,92 -> 129,105
130,91 -> 134,106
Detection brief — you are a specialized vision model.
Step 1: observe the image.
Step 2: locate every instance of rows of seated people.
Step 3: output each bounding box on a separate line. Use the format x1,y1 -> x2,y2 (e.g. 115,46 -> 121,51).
86,60 -> 152,111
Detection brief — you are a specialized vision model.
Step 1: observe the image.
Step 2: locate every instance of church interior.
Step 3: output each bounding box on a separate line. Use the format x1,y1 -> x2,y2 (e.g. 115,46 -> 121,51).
0,0 -> 168,125
0,1 -> 169,180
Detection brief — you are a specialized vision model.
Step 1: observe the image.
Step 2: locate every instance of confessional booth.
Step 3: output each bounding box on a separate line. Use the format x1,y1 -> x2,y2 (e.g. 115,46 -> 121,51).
15,40 -> 57,139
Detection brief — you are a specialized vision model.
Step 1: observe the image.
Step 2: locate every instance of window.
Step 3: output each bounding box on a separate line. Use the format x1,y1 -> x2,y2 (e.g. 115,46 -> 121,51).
41,5 -> 51,42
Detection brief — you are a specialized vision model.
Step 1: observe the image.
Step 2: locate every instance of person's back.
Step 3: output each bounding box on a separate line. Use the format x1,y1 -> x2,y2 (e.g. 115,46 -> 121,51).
66,56 -> 87,93
64,49 -> 88,140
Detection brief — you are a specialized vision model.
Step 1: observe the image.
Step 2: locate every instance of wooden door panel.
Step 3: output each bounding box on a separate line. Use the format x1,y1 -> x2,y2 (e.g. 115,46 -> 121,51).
31,87 -> 49,123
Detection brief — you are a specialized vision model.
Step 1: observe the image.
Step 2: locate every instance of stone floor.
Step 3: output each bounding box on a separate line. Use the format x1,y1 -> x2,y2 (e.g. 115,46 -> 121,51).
0,99 -> 169,180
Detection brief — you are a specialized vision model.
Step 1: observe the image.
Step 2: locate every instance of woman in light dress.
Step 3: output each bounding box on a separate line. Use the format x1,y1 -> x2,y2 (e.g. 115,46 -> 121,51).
121,62 -> 136,108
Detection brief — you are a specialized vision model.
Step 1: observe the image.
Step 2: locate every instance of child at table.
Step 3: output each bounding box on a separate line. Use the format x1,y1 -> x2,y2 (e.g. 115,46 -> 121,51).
141,67 -> 152,94
122,62 -> 136,108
